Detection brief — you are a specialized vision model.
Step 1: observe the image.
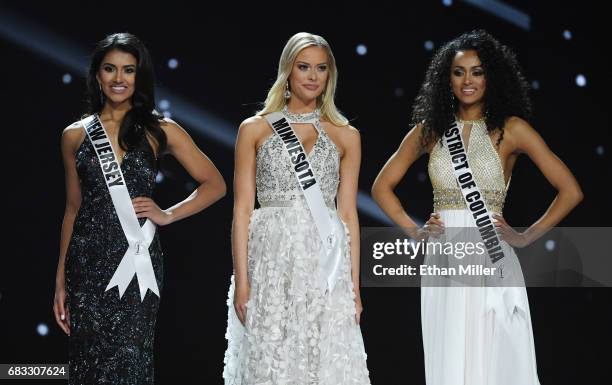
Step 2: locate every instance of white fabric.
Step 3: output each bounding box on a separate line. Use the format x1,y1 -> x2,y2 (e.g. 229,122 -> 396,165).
421,209 -> 541,385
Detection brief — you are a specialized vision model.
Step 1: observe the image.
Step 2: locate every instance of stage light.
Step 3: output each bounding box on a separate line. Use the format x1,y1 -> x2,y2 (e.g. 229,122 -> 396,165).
563,30 -> 572,40
531,80 -> 540,90
424,40 -> 434,51
575,74 -> 587,87
156,172 -> 164,183
545,240 -> 556,252
159,99 -> 170,110
62,73 -> 72,84
168,58 -> 179,69
163,111 -> 172,119
443,0 -> 453,7
356,44 -> 367,56
37,323 -> 49,336
596,145 -> 604,156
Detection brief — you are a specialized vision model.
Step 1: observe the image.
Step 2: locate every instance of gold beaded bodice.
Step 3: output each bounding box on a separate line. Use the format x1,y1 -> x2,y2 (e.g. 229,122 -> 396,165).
428,120 -> 508,213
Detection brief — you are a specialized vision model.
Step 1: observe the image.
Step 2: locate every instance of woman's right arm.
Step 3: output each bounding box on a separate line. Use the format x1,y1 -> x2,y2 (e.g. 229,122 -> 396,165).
231,118 -> 260,325
371,124 -> 443,237
53,124 -> 83,335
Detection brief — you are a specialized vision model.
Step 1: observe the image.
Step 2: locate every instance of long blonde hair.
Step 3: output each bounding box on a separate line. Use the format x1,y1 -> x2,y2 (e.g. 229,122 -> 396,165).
257,32 -> 348,127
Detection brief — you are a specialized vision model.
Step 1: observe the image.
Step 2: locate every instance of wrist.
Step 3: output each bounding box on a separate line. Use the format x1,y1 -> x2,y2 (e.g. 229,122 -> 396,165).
235,275 -> 249,289
163,209 -> 175,225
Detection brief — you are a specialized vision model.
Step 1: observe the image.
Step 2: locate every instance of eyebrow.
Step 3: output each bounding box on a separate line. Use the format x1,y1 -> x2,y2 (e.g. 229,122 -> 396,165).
102,62 -> 136,68
296,61 -> 329,66
453,65 -> 483,69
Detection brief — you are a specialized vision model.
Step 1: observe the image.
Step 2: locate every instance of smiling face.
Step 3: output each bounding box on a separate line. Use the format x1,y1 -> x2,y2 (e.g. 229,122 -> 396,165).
450,49 -> 486,109
288,45 -> 329,103
96,49 -> 137,106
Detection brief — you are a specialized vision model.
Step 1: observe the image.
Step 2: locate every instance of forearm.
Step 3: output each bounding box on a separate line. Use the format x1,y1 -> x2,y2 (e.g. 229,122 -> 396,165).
164,179 -> 226,224
57,210 -> 77,286
372,185 -> 420,235
522,188 -> 583,245
340,211 -> 362,294
231,209 -> 252,288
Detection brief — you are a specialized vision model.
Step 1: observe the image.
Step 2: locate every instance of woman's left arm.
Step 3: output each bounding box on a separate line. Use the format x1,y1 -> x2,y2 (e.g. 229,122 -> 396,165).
133,120 -> 227,225
495,117 -> 583,247
336,125 -> 363,324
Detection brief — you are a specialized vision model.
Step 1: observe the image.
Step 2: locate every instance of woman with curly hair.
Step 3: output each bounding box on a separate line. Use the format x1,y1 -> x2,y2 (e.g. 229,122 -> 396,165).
372,30 -> 582,384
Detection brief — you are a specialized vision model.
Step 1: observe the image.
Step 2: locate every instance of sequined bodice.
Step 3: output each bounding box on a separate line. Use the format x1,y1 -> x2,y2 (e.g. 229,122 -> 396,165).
428,120 -> 508,213
256,109 -> 340,207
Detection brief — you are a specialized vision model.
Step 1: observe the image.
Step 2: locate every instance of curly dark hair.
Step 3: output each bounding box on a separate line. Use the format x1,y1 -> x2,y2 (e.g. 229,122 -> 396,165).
411,29 -> 532,148
85,32 -> 167,155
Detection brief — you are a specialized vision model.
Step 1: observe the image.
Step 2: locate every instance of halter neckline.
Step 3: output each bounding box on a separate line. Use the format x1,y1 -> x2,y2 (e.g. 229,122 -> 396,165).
281,106 -> 321,123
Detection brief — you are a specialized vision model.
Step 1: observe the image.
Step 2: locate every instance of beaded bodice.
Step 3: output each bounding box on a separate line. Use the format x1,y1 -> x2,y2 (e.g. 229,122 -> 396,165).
255,107 -> 340,207
428,119 -> 508,213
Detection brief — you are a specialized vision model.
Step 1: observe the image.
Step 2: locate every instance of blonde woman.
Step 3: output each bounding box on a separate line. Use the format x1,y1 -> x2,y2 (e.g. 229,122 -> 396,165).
223,32 -> 370,384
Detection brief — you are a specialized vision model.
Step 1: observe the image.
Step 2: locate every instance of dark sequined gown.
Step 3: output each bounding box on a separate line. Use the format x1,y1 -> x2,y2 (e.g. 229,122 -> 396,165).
65,130 -> 163,385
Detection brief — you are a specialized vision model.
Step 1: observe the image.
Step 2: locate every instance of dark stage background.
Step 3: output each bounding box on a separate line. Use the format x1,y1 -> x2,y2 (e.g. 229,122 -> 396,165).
1,1 -> 610,384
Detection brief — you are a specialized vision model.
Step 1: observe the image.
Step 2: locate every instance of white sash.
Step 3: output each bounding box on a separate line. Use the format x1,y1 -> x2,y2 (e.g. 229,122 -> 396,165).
81,114 -> 160,301
443,120 -> 506,276
265,112 -> 344,291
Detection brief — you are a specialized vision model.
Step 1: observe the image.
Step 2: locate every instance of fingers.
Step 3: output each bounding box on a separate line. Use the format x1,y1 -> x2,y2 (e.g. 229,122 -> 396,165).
135,208 -> 153,218
133,202 -> 154,212
131,197 -> 152,203
53,301 -> 70,335
235,303 -> 247,326
425,212 -> 445,237
355,307 -> 362,325
428,212 -> 444,226
492,214 -> 507,227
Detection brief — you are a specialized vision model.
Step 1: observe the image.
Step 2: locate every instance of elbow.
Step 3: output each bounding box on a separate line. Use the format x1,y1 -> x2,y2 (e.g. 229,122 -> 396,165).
216,178 -> 228,201
64,200 -> 81,217
371,180 -> 388,206
561,183 -> 583,208
573,186 -> 584,206
205,175 -> 227,202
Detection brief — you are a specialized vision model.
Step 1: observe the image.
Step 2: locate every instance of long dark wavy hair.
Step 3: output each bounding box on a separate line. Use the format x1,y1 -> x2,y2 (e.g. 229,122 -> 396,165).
411,29 -> 532,148
85,32 -> 167,155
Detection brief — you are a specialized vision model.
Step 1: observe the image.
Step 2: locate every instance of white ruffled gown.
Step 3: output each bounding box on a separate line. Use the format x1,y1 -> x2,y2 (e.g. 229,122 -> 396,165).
223,109 -> 370,384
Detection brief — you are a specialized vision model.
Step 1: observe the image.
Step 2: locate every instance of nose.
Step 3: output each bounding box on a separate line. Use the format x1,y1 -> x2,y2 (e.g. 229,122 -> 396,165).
308,68 -> 317,81
113,70 -> 123,83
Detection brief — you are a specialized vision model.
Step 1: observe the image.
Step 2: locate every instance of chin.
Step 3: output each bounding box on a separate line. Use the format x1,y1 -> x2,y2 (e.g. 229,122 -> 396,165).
107,95 -> 133,105
459,96 -> 483,106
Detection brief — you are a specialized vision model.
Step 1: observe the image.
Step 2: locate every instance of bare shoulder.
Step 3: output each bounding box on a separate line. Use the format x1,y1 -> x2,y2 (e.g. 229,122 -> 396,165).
238,115 -> 274,145
504,116 -> 534,134
502,116 -> 539,152
338,124 -> 360,143
240,115 -> 269,131
160,117 -> 188,137
62,121 -> 86,153
322,122 -> 360,157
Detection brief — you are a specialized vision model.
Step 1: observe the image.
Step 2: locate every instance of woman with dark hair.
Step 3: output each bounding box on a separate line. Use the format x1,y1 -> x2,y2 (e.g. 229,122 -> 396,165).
53,32 -> 226,384
372,30 -> 582,384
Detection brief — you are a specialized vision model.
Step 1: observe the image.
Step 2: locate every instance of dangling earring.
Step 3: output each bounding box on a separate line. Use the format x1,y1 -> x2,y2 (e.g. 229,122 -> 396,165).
449,89 -> 456,113
284,81 -> 291,99
98,82 -> 105,103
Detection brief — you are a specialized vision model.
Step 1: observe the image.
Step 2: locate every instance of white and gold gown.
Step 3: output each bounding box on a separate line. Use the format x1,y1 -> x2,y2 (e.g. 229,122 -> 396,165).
422,119 -> 541,385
